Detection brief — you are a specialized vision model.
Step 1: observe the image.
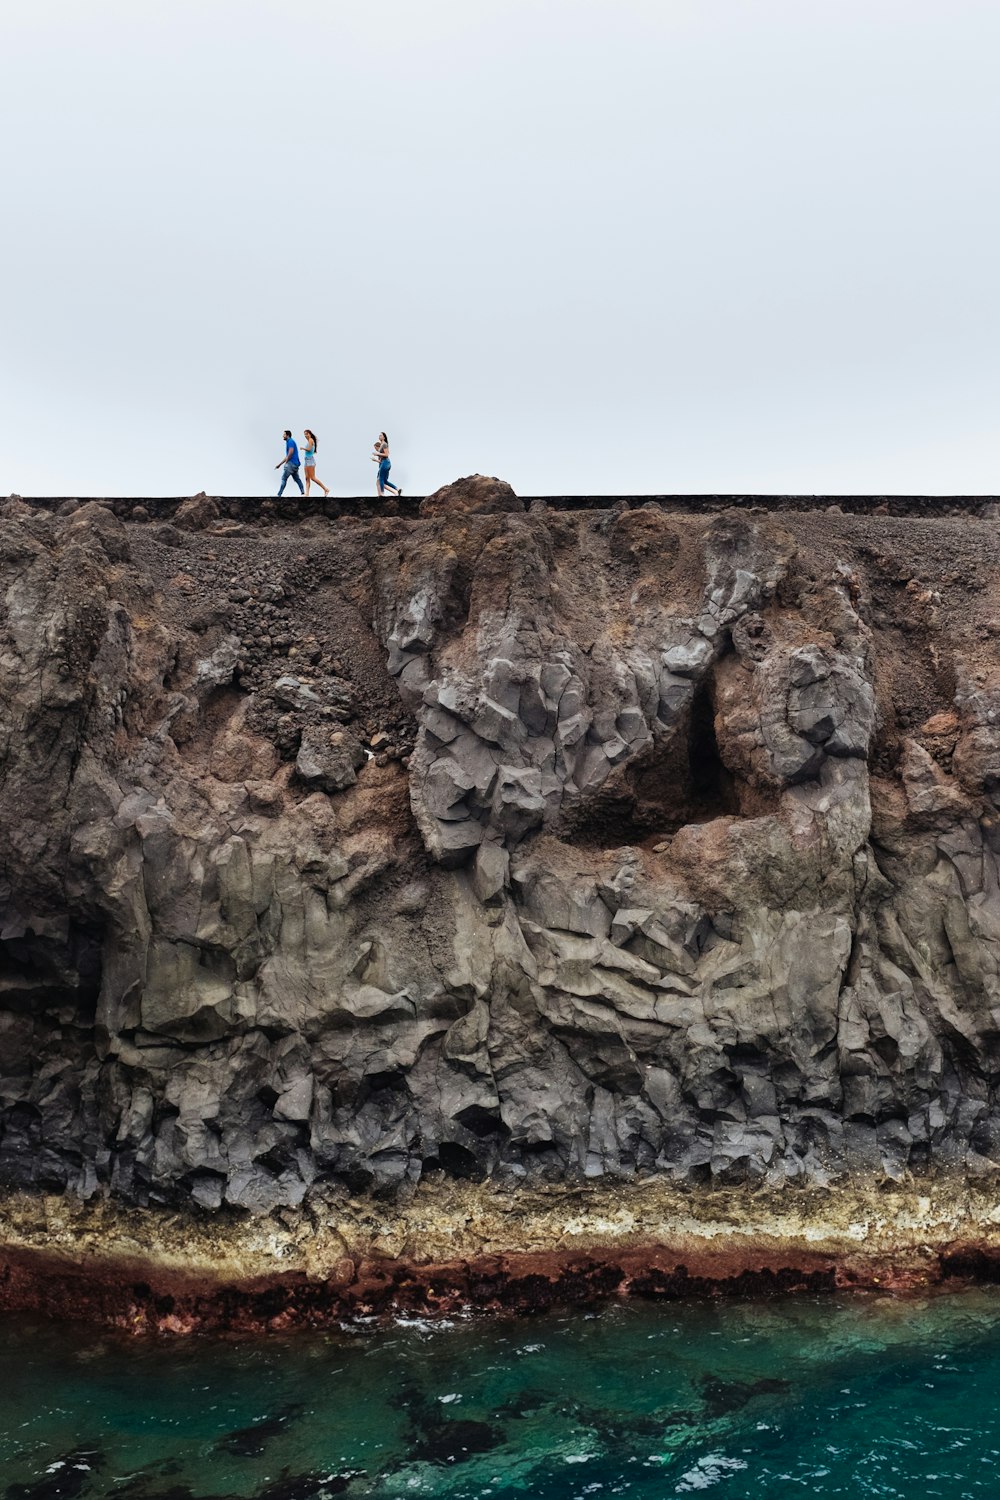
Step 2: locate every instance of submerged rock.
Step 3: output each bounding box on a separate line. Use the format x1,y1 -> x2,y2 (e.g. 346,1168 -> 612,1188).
6,1452 -> 104,1500
410,1419 -> 502,1465
216,1404 -> 304,1457
697,1375 -> 791,1417
256,1477 -> 352,1500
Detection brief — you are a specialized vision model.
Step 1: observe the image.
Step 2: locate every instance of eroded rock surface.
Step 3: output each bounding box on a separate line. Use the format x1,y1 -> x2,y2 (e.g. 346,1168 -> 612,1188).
419,474 -> 523,518
2,490 -> 1000,1215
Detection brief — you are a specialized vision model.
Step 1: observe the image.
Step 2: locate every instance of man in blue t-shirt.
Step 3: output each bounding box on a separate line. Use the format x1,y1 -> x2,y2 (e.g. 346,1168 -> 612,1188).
275,429 -> 305,496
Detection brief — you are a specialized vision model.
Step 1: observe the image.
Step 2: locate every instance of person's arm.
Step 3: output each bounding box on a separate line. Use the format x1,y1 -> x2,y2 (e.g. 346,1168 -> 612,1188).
276,445 -> 289,469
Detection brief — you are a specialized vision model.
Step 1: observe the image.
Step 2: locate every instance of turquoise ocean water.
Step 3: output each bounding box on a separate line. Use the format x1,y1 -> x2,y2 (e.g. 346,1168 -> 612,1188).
2,1288 -> 1000,1498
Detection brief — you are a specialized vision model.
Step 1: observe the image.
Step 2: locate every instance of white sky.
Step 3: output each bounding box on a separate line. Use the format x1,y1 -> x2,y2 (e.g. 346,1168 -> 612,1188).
2,0 -> 999,497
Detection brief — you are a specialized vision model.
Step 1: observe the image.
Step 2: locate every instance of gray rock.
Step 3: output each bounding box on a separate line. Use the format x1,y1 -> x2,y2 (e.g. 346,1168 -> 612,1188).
273,675 -> 322,710
295,727 -> 365,792
473,840 -> 510,903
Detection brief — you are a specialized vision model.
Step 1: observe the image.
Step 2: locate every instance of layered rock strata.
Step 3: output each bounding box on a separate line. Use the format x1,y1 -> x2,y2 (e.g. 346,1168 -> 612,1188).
2,1179 -> 999,1333
2,485 -> 1000,1280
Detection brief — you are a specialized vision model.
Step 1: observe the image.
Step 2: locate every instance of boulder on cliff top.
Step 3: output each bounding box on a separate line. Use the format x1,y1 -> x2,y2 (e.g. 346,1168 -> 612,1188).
0,497 -> 35,524
175,493 -> 221,531
65,502 -> 131,563
420,475 -> 523,518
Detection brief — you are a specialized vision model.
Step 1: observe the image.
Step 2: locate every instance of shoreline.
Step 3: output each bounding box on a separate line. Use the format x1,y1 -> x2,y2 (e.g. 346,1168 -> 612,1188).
3,1178 -> 999,1334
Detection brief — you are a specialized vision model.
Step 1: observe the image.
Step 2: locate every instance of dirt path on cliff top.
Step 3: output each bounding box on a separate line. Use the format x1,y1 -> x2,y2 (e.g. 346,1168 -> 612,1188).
18,492 -> 1000,521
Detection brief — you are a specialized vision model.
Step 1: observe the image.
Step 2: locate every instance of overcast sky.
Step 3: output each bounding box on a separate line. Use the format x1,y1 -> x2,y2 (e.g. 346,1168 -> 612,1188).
3,0 -> 998,497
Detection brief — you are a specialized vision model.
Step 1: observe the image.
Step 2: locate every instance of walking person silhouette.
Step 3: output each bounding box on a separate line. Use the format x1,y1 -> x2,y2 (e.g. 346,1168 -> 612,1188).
276,429 -> 304,496
302,430 -> 330,497
372,432 -> 401,497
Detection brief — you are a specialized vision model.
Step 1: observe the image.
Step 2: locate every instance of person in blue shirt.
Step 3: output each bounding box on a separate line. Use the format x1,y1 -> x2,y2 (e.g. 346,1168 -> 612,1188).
275,429 -> 305,496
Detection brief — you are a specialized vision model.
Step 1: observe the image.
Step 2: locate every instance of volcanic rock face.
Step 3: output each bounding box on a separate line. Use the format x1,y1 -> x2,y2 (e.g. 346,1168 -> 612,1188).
2,491 -> 1000,1214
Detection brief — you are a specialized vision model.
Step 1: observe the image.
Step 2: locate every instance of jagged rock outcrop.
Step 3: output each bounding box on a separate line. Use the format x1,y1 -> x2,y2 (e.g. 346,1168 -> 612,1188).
174,493 -> 221,531
2,489 -> 1000,1214
419,474 -> 523,518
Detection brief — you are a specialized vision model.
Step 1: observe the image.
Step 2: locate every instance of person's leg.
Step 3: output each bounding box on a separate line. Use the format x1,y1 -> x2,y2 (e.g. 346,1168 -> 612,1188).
293,465 -> 304,494
315,474 -> 330,496
277,463 -> 290,496
304,466 -> 313,495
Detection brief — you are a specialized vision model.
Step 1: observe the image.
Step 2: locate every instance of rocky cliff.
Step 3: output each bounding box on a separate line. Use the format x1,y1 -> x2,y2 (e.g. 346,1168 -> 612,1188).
3,480 -> 1000,1242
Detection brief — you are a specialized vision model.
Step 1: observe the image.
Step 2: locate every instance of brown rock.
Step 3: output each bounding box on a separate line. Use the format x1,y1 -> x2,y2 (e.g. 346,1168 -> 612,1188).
920,710 -> 960,756
419,474 -> 523,518
245,780 -> 284,816
174,493 -> 221,531
899,740 -> 968,824
210,707 -> 280,783
65,501 -> 131,562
